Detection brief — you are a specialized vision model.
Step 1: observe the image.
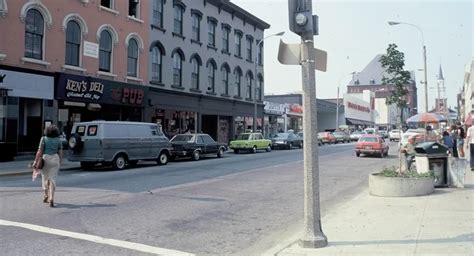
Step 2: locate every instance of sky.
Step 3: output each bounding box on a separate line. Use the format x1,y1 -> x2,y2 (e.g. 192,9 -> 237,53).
231,0 -> 473,111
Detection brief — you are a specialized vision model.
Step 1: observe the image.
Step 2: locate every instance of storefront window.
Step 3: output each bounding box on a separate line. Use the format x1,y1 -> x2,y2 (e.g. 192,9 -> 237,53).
155,110 -> 196,138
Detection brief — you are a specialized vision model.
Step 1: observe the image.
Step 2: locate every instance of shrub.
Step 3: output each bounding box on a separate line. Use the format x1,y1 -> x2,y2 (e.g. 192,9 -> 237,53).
380,166 -> 434,178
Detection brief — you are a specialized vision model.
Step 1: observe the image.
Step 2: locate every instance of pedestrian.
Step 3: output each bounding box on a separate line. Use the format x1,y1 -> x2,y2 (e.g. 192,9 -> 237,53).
457,122 -> 466,158
442,130 -> 454,155
401,136 -> 417,171
450,125 -> 459,157
33,124 -> 63,207
467,124 -> 474,170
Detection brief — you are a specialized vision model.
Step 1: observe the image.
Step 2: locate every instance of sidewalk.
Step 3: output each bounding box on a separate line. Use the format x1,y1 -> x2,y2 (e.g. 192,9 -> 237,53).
271,170 -> 474,256
0,159 -> 79,177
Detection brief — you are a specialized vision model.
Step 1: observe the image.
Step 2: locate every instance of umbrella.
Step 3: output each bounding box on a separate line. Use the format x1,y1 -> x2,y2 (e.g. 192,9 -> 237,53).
406,113 -> 446,124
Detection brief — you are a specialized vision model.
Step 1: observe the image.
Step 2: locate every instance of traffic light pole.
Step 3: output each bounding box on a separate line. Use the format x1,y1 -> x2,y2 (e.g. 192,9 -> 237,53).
297,0 -> 328,249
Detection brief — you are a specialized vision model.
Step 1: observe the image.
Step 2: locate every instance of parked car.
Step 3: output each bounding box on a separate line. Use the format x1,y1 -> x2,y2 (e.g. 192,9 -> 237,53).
378,130 -> 388,138
364,128 -> 377,134
229,133 -> 272,153
355,134 -> 389,158
332,131 -> 351,143
388,129 -> 401,141
68,121 -> 172,170
318,132 -> 336,144
350,131 -> 365,141
169,133 -> 227,161
271,132 -> 303,149
298,132 -> 323,146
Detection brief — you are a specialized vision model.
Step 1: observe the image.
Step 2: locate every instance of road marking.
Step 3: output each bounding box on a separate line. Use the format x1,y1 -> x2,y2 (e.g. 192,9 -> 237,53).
0,219 -> 194,256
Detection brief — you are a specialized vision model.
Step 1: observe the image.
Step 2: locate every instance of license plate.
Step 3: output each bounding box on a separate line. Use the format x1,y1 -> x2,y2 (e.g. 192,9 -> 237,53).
365,146 -> 371,149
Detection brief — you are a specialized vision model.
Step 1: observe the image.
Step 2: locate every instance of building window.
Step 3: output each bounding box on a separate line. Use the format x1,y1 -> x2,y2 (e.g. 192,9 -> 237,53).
173,4 -> 184,35
258,43 -> 263,65
257,75 -> 263,101
208,19 -> 216,47
191,57 -> 201,90
234,68 -> 242,97
246,36 -> 253,62
207,61 -> 216,93
222,65 -> 230,95
234,32 -> 242,57
151,46 -> 162,82
222,26 -> 230,53
128,0 -> 139,18
101,0 -> 113,8
246,72 -> 253,99
99,30 -> 112,72
24,9 -> 44,60
65,20 -> 81,66
152,0 -> 163,27
173,51 -> 183,86
127,38 -> 139,77
191,13 -> 201,42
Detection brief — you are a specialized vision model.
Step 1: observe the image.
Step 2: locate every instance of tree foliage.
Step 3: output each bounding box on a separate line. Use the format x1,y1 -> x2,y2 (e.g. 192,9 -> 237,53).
379,44 -> 411,109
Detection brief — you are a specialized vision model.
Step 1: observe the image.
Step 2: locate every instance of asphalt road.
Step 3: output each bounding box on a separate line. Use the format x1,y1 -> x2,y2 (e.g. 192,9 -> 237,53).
0,142 -> 398,256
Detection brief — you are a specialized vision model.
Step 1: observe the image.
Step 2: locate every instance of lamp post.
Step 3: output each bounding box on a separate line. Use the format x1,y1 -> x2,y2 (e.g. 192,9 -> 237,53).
336,72 -> 355,129
253,31 -> 285,132
388,21 -> 428,113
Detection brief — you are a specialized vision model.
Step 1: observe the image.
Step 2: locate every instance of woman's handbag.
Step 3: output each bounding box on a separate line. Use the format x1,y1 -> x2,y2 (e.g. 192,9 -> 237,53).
34,136 -> 45,169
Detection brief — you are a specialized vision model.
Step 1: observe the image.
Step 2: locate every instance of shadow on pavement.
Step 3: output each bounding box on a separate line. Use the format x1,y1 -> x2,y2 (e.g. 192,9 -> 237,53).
55,203 -> 116,209
328,232 -> 473,246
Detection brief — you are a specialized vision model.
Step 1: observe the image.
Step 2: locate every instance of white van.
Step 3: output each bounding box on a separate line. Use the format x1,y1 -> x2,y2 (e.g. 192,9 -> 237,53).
68,121 -> 171,170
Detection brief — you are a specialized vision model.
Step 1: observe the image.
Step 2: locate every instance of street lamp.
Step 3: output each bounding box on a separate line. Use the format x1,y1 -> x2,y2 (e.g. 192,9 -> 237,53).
388,21 -> 428,113
336,71 -> 355,129
253,31 -> 285,132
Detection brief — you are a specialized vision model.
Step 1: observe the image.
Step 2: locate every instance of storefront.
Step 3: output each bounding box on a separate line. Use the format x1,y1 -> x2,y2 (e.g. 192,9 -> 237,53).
145,87 -> 262,143
343,94 -> 374,129
0,67 -> 56,159
285,104 -> 303,132
55,73 -> 147,136
263,101 -> 285,137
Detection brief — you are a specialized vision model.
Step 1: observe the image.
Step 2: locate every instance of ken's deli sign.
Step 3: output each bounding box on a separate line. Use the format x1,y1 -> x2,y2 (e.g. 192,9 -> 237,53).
65,79 -> 103,101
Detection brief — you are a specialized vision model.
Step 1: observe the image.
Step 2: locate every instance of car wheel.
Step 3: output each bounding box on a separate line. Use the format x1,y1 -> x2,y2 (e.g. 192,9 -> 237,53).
356,152 -> 360,157
289,143 -> 293,149
217,148 -> 225,158
252,146 -> 257,153
80,161 -> 95,169
234,149 -> 239,154
157,151 -> 169,165
112,154 -> 127,170
192,150 -> 201,161
298,142 -> 303,148
266,145 -> 272,152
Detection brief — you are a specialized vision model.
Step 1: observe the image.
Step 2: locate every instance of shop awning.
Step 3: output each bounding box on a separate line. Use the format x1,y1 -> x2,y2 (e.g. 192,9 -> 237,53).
345,118 -> 374,126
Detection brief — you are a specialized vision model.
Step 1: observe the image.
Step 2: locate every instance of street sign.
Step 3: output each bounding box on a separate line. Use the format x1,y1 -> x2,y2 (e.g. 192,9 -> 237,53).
277,39 -> 327,72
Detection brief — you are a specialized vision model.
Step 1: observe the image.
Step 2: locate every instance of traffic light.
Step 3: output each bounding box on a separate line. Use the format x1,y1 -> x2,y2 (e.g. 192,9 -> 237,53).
288,0 -> 318,35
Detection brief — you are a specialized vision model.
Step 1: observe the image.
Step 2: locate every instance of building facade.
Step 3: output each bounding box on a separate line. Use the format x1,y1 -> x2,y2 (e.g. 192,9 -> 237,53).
144,0 -> 269,142
0,0 -> 149,158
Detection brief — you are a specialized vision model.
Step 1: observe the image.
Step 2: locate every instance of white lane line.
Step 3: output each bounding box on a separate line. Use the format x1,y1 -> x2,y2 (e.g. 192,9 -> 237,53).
0,219 -> 194,256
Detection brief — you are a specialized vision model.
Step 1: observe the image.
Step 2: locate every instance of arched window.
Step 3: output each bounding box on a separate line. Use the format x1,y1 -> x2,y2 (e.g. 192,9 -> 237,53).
172,51 -> 183,86
24,9 -> 44,59
234,68 -> 242,97
173,4 -> 184,35
151,46 -> 162,82
99,30 -> 112,72
65,20 -> 81,66
127,38 -> 139,77
191,56 -> 201,90
207,60 -> 216,93
257,75 -> 263,101
246,71 -> 253,99
221,64 -> 230,95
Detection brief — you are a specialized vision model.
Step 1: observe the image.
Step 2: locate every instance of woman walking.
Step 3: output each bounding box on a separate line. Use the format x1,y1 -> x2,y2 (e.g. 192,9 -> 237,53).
33,125 -> 63,207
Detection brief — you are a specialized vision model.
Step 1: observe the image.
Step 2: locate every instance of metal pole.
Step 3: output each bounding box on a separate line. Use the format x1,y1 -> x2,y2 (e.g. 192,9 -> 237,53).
423,45 -> 428,113
336,86 -> 339,129
299,0 -> 328,248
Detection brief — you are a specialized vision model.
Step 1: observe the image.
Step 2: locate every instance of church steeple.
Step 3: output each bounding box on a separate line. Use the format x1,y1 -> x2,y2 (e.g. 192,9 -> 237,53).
438,65 -> 444,80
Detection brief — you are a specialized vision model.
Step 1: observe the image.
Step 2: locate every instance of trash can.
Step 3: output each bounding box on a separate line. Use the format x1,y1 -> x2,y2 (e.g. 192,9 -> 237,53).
414,142 -> 449,187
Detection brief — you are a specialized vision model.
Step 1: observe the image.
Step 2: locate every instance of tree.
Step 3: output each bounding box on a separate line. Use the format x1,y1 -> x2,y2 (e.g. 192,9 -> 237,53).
379,43 -> 411,172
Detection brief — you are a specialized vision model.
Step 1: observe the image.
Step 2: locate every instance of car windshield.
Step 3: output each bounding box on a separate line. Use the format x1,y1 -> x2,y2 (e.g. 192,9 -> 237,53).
236,134 -> 251,140
333,132 -> 344,135
171,135 -> 195,143
360,137 -> 378,142
274,133 -> 289,139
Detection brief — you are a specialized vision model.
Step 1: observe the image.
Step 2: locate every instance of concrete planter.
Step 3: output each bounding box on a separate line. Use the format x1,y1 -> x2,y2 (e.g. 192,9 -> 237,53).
369,172 -> 435,197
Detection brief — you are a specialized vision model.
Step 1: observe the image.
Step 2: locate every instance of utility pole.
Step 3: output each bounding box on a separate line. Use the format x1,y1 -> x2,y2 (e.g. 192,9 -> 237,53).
280,0 -> 328,248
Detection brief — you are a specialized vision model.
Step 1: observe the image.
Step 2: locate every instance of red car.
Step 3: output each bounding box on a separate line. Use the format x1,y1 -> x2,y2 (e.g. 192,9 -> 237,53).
318,132 -> 336,144
355,134 -> 389,158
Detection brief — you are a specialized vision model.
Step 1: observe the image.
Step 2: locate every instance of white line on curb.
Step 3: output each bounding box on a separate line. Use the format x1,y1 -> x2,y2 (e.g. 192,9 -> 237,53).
0,219 -> 194,256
